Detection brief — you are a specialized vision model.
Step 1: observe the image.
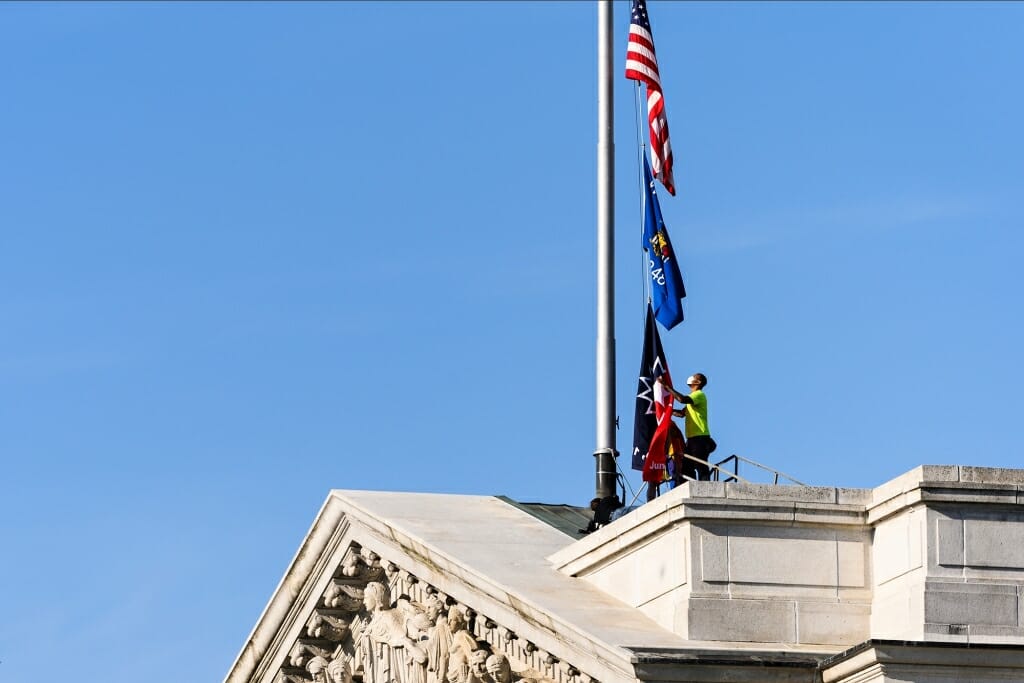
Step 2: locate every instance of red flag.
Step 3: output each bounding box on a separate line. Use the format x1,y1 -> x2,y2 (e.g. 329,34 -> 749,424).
642,373 -> 676,483
625,0 -> 676,196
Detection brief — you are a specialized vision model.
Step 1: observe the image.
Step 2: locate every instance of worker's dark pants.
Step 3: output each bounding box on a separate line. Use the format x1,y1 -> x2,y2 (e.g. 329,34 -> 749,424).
684,435 -> 716,481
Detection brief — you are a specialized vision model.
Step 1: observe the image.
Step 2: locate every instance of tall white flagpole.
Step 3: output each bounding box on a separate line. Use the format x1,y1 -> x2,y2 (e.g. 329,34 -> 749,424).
594,0 -> 618,500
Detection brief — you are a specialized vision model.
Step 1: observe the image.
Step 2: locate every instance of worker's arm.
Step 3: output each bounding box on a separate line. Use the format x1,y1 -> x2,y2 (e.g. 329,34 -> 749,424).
657,377 -> 691,403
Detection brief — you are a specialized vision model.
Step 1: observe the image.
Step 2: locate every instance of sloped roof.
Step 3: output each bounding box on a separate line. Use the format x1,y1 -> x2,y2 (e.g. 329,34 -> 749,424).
496,497 -> 591,538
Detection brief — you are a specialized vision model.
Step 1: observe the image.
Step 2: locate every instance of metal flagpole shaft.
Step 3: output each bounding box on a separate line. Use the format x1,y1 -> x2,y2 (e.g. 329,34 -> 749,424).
594,0 -> 618,500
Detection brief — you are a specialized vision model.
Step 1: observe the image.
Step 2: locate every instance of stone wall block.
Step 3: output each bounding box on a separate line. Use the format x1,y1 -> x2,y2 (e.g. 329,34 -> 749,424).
583,550 -> 636,605
874,509 -> 923,586
836,488 -> 873,506
959,466 -> 1024,484
585,527 -> 688,607
870,580 -> 925,641
698,532 -> 728,584
964,519 -> 1024,569
633,530 -> 688,605
687,597 -> 797,643
635,586 -> 682,631
796,601 -> 870,646
935,518 -> 965,567
725,483 -> 837,504
684,481 -> 727,499
837,536 -> 869,588
728,529 -> 838,587
918,465 -> 962,482
924,581 -> 1018,627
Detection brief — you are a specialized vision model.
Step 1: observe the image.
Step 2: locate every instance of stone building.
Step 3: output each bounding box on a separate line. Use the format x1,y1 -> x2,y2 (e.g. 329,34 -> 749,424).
225,466 -> 1024,683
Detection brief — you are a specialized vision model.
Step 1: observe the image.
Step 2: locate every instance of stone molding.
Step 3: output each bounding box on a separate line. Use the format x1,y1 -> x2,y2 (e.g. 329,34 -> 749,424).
820,640 -> 1024,683
866,465 -> 1024,524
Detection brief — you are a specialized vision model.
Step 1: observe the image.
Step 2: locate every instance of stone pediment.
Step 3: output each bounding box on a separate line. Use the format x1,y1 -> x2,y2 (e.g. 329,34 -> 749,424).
225,491 -> 692,683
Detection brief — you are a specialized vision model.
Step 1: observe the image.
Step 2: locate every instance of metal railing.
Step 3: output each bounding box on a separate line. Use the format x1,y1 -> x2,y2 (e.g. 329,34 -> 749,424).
623,452 -> 809,507
704,453 -> 808,486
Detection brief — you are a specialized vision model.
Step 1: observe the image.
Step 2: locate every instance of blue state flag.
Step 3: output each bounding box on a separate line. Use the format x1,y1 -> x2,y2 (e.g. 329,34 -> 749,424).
642,155 -> 686,330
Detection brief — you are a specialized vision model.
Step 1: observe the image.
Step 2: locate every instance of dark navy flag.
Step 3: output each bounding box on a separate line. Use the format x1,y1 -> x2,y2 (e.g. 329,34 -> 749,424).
642,155 -> 686,330
633,304 -> 674,472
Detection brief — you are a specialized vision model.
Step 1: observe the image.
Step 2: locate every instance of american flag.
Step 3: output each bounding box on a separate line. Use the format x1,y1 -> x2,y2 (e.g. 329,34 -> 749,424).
625,0 -> 675,196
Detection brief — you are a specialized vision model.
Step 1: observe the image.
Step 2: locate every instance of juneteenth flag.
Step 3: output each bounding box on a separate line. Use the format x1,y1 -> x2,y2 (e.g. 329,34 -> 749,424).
633,304 -> 676,482
625,0 -> 676,195
642,155 -> 686,330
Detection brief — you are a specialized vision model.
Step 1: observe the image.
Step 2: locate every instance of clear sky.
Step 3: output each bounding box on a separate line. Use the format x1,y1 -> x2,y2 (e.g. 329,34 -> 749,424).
2,2 -> 1022,681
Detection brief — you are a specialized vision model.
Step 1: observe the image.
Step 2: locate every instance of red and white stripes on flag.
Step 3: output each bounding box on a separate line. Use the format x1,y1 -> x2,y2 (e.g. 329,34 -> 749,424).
642,374 -> 676,483
625,0 -> 675,196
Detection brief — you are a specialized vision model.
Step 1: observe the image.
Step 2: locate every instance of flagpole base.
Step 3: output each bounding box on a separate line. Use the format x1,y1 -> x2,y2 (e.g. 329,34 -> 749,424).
594,448 -> 620,500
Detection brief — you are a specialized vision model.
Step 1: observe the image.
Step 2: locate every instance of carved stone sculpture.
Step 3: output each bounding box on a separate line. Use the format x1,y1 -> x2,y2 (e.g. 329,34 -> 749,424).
325,582 -> 366,611
356,582 -> 428,683
303,656 -> 355,683
485,654 -> 513,683
444,608 -> 482,683
328,657 -> 354,683
341,554 -> 364,578
307,612 -> 349,641
308,656 -> 332,683
424,597 -> 453,683
265,539 -> 575,683
291,642 -> 332,669
467,649 -> 491,683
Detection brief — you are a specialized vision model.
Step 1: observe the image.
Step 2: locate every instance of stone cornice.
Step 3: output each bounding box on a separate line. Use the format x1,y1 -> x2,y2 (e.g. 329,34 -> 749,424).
866,465 -> 1024,524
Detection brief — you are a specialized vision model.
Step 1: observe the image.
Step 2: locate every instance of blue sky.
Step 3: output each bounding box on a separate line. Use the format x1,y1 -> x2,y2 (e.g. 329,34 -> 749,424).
2,2 -> 1022,681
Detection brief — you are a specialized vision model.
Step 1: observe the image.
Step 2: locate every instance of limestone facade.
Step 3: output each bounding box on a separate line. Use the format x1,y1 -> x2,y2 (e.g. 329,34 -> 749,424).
226,467 -> 1024,683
